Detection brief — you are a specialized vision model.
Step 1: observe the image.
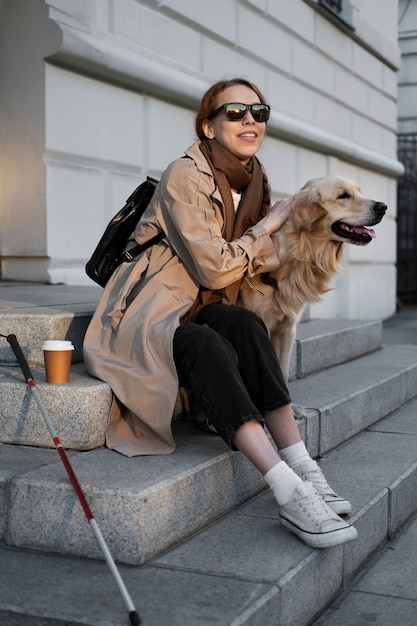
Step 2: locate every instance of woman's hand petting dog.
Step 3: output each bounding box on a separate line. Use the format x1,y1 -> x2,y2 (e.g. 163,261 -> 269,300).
259,195 -> 298,235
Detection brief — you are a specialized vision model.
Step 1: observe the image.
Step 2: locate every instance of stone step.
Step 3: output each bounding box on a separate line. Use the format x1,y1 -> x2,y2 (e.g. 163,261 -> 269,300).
0,318 -> 383,451
3,423 -> 263,564
3,344 -> 417,568
288,318 -> 382,381
0,282 -> 383,376
0,363 -> 112,450
0,283 -> 101,367
0,309 -> 92,366
2,396 -> 417,625
0,298 -> 382,372
290,343 -> 417,456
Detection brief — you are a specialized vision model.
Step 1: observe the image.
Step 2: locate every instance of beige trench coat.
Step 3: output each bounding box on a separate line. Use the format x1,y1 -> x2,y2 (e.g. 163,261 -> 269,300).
83,141 -> 280,456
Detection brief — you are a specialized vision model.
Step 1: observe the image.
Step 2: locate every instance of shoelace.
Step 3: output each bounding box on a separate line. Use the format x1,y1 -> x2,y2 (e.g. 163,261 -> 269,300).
300,466 -> 332,494
296,488 -> 333,524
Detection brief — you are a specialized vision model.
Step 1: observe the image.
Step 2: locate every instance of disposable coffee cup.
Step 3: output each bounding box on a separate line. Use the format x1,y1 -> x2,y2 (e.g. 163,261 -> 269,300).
42,340 -> 75,384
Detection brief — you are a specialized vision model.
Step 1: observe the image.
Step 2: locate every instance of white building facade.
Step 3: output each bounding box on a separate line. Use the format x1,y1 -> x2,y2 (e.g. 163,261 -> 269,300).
0,0 -> 402,319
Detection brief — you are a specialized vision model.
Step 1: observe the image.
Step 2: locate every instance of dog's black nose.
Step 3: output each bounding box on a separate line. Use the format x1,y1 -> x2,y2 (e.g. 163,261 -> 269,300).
374,202 -> 387,215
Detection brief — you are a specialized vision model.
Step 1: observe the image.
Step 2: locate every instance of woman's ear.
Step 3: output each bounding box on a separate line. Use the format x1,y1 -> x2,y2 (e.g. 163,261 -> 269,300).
202,120 -> 215,139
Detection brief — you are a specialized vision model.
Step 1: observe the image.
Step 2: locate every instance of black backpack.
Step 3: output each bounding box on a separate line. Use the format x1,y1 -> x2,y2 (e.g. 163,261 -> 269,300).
85,176 -> 164,287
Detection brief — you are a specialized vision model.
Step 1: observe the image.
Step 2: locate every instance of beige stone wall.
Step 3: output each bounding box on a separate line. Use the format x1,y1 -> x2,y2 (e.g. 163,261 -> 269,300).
0,0 -> 402,319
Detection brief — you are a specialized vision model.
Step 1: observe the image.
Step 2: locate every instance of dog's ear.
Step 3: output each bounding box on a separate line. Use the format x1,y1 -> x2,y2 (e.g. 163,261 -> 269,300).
299,179 -> 322,200
292,187 -> 327,231
295,181 -> 323,209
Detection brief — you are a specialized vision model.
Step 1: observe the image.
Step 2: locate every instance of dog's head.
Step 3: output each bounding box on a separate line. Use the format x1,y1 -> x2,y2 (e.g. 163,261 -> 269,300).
292,176 -> 387,246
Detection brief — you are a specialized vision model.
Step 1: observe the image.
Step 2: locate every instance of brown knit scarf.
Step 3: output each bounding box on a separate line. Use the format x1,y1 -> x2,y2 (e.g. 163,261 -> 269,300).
183,138 -> 271,321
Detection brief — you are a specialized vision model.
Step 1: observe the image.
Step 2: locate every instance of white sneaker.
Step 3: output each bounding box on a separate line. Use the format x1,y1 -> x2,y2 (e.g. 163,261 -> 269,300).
279,482 -> 357,548
293,459 -> 352,515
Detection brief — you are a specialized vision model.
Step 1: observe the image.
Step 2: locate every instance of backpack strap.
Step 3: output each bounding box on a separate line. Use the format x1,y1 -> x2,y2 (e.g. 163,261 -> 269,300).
121,231 -> 165,262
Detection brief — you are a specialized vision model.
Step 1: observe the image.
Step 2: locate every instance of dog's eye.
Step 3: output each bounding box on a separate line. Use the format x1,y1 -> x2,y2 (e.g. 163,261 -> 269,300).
338,191 -> 351,199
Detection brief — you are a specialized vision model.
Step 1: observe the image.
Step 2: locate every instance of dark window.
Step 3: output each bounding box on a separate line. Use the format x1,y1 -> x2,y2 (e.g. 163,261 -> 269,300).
397,134 -> 417,302
319,0 -> 343,14
314,0 -> 354,30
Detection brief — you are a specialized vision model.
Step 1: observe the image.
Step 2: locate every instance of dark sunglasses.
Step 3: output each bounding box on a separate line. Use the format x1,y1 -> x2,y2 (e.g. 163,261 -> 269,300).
208,102 -> 271,123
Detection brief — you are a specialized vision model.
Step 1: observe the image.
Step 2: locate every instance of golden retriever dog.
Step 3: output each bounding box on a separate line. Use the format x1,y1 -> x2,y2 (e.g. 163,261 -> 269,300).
238,176 -> 387,384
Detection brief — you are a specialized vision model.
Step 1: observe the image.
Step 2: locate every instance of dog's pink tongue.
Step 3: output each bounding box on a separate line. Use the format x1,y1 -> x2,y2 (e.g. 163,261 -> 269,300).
353,226 -> 376,238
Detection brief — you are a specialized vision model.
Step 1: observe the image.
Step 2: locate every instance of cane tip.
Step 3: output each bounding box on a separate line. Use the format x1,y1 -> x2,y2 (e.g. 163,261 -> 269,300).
129,610 -> 141,625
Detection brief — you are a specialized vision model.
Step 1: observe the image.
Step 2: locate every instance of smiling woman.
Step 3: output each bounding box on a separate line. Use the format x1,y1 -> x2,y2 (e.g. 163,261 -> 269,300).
199,83 -> 267,165
84,77 -> 358,550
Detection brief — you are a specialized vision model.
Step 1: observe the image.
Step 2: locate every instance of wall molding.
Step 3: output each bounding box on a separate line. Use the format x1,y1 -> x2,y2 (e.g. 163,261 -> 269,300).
47,23 -> 404,178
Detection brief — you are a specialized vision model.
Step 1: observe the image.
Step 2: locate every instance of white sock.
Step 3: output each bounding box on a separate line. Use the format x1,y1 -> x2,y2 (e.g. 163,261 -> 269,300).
264,461 -> 303,506
279,440 -> 311,468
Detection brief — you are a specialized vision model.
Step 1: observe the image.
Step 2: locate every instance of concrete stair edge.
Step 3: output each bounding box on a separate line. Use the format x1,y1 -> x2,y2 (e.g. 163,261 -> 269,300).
0,286 -> 414,624
290,343 -> 417,455
0,319 -> 384,451
0,310 -> 93,366
4,431 -> 266,565
3,343 -> 417,566
2,399 -> 417,625
291,318 -> 382,380
0,309 -> 383,371
0,363 -> 112,449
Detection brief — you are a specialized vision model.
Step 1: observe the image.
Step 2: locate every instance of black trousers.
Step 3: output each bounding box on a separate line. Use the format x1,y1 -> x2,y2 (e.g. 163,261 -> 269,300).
173,303 -> 291,448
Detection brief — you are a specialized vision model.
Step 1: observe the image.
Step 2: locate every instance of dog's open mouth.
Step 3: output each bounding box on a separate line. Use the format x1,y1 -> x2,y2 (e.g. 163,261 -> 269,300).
332,221 -> 376,244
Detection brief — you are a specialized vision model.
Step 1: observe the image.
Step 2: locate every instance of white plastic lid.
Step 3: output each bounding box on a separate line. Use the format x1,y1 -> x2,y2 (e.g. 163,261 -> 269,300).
42,340 -> 75,351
